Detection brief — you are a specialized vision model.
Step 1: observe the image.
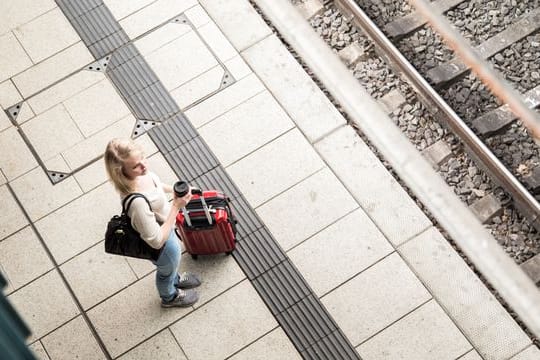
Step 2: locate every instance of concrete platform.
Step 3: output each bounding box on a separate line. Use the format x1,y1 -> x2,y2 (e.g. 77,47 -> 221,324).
0,0 -> 538,359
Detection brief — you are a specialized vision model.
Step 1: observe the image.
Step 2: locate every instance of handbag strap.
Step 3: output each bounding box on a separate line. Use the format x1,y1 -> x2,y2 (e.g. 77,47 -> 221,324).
122,193 -> 152,215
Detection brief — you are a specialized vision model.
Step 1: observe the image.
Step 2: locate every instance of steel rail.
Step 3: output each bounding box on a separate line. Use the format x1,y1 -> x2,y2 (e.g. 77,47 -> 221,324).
253,0 -> 540,339
334,0 -> 540,231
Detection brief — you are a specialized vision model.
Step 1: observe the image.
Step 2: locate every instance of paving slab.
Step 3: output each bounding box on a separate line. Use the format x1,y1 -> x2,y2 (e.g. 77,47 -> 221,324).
0,109 -> 10,132
11,166 -> 83,221
179,253 -> 246,307
0,32 -> 33,83
198,91 -> 295,166
185,73 -> 265,128
144,30 -> 218,91
458,350 -> 483,360
62,114 -> 136,170
87,273 -> 193,358
12,7 -> 80,63
224,55 -> 252,81
0,184 -> 28,240
27,70 -> 104,115
118,329 -> 187,360
510,345 -> 540,360
229,327 -> 302,360
227,128 -> 325,207
315,125 -> 432,246
73,158 -> 108,193
0,0 -> 56,36
119,0 -> 198,39
0,79 -> 23,109
199,0 -> 272,52
136,133 -> 160,157
146,152 -> 179,187
63,78 -> 132,137
103,0 -> 155,21
8,269 -> 80,343
43,155 -> 70,175
321,252 -> 431,346
184,4 -> 212,28
0,265 -> 14,294
41,315 -> 106,360
34,181 -> 118,264
61,242 -> 137,310
169,279 -> 278,360
243,35 -> 346,143
0,126 -> 38,181
257,167 -> 358,250
356,300 -> 472,360
21,104 -> 85,162
0,170 -> 6,186
12,41 -> 94,98
288,208 -> 394,296
171,65 -> 225,109
29,341 -> 50,360
0,226 -> 53,293
197,21 -> 238,63
399,227 -> 532,360
124,256 -> 156,280
134,22 -> 192,56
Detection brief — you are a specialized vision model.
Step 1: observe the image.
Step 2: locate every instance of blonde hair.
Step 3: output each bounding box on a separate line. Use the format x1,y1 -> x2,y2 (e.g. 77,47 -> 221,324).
104,138 -> 144,195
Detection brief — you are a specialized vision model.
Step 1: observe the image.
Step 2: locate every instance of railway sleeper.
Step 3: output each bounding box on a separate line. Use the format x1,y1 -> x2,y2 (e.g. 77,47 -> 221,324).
472,85 -> 540,136
520,253 -> 540,285
295,0 -> 325,20
377,88 -> 407,114
523,167 -> 540,195
426,8 -> 540,86
468,193 -> 503,224
338,42 -> 368,67
421,139 -> 453,168
384,0 -> 466,39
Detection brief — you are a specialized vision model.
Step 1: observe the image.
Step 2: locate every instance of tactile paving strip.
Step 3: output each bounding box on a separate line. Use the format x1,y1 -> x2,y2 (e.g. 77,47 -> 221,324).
56,0 -> 128,58
55,0 -> 360,358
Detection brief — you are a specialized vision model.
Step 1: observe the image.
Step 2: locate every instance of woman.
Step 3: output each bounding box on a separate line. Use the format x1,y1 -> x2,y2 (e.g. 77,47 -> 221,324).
104,138 -> 200,308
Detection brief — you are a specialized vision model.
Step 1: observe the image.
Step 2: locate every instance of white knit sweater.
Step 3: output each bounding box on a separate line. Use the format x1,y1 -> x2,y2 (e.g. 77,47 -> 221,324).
124,172 -> 170,249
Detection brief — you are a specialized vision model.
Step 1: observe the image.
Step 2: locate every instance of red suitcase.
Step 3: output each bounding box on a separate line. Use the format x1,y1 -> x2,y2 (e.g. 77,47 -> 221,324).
176,189 -> 237,259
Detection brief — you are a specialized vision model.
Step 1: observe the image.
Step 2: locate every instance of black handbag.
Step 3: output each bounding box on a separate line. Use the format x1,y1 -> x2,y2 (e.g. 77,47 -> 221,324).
105,193 -> 162,261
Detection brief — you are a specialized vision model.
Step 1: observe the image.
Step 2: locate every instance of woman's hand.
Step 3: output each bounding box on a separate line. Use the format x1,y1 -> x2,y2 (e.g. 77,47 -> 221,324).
171,187 -> 193,209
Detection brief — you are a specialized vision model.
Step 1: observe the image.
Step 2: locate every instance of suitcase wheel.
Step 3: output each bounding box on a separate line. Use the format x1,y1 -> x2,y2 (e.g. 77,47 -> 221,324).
191,254 -> 198,260
226,251 -> 232,256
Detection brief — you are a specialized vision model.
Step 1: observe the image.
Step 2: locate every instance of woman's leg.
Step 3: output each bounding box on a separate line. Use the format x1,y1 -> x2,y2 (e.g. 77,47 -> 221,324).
154,230 -> 180,301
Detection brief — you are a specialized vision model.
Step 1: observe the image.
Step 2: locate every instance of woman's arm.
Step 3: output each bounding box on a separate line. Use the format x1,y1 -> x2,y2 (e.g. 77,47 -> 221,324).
162,183 -> 173,194
130,190 -> 192,248
158,190 -> 192,244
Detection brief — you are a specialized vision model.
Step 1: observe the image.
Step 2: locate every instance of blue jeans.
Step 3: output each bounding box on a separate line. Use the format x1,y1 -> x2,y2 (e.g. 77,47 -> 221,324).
153,230 -> 181,301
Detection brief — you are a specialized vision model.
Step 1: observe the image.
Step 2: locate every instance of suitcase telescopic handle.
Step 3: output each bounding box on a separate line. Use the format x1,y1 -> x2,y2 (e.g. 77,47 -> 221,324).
181,187 -> 213,226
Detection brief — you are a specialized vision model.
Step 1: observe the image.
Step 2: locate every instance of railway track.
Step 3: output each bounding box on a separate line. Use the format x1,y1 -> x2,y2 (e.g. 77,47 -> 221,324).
292,0 -> 540,281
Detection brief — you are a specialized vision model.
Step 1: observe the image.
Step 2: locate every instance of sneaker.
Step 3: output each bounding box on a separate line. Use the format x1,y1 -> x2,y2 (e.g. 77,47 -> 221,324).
161,289 -> 199,308
176,272 -> 202,289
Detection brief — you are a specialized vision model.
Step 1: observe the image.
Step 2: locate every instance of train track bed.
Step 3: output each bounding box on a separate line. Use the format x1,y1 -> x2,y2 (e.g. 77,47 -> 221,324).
290,0 -> 540,269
